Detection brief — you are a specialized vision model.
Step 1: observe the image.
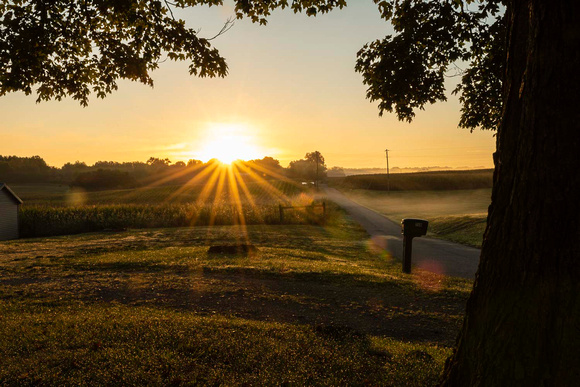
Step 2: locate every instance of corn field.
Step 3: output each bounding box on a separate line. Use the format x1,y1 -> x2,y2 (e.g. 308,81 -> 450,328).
20,199 -> 330,238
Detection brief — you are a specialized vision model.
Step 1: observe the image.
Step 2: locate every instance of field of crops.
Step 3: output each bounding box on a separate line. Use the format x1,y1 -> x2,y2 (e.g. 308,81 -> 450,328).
10,169 -> 493,243
329,169 -> 493,191
11,180 -> 304,206
11,181 -> 327,238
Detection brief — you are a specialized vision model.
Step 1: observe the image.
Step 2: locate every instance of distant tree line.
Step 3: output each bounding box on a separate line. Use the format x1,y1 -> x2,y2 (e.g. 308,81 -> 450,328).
0,155 -> 56,183
0,153 -> 328,191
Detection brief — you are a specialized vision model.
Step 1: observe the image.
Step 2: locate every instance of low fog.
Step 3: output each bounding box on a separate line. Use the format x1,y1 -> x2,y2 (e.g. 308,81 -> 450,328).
345,189 -> 491,219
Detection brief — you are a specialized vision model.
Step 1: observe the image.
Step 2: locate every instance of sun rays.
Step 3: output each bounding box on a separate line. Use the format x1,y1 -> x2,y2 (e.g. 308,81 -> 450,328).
192,123 -> 267,165
109,158 -> 313,244
120,122 -> 295,234
99,118 -> 320,242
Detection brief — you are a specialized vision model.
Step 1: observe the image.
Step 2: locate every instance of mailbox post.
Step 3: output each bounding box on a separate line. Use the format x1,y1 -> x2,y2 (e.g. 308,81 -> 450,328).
401,218 -> 429,274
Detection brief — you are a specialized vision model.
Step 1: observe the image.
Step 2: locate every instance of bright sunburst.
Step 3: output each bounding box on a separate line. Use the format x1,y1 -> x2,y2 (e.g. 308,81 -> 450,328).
133,126 -> 308,241
194,123 -> 265,164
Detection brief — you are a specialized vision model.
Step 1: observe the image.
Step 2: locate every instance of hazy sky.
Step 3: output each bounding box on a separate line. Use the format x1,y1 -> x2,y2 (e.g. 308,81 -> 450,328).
0,1 -> 496,169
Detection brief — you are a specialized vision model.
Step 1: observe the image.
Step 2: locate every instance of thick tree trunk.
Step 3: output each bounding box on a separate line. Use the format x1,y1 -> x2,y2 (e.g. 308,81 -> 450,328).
441,1 -> 580,385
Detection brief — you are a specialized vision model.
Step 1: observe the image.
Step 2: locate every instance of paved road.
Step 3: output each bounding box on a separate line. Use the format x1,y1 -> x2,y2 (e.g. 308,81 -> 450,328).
324,187 -> 481,279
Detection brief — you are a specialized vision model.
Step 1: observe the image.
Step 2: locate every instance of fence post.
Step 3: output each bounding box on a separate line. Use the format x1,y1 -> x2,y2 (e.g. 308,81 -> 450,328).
279,204 -> 284,223
323,201 -> 326,219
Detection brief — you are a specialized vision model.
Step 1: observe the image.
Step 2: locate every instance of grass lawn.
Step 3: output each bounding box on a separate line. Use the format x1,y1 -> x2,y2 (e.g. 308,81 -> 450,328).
336,189 -> 491,248
0,215 -> 471,385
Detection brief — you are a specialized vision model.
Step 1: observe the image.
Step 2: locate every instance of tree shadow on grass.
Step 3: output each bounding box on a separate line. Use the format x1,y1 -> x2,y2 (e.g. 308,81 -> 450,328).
3,261 -> 468,347
1,224 -> 358,262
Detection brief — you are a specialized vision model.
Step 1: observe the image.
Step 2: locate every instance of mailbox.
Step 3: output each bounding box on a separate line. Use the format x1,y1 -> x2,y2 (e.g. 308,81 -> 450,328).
402,219 -> 428,237
401,218 -> 429,274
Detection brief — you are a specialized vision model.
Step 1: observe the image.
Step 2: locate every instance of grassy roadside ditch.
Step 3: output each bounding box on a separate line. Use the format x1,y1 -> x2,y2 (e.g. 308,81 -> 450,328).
427,215 -> 487,248
334,188 -> 490,248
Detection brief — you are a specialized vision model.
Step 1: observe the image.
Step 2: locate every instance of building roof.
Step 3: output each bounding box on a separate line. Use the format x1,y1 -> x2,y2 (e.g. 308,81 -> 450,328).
0,183 -> 23,204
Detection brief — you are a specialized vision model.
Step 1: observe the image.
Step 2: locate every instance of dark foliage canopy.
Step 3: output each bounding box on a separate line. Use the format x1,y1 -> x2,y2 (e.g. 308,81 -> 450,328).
70,168 -> 138,191
1,0 -> 502,130
288,151 -> 327,181
304,151 -> 326,169
356,0 -> 504,130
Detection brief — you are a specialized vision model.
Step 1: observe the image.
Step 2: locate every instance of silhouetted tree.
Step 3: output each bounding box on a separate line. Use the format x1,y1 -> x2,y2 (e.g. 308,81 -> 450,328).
287,151 -> 327,182
304,151 -> 327,172
94,161 -> 122,169
187,159 -> 203,168
245,156 -> 284,178
287,159 -> 312,181
146,157 -> 171,166
70,169 -> 138,191
145,157 -> 172,174
60,161 -> 89,181
1,1 -> 579,384
0,160 -> 12,177
0,155 -> 53,182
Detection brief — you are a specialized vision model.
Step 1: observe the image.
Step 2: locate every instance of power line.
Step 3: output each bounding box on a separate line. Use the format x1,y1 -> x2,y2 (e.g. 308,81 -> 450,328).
385,148 -> 390,192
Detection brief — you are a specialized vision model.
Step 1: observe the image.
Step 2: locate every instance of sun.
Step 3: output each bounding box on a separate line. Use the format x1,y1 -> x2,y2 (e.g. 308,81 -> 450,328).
193,123 -> 265,164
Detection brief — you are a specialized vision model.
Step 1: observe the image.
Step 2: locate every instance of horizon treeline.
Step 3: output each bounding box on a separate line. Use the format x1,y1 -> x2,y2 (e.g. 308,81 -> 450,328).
0,154 -> 328,190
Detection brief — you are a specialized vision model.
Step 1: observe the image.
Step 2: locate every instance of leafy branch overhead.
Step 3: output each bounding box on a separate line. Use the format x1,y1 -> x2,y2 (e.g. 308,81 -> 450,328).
0,0 -> 232,106
356,0 -> 504,130
0,0 -> 502,130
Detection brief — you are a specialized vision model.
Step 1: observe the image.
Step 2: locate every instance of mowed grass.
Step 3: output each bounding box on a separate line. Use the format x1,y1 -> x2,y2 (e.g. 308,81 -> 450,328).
339,189 -> 491,248
427,216 -> 488,248
0,216 -> 471,385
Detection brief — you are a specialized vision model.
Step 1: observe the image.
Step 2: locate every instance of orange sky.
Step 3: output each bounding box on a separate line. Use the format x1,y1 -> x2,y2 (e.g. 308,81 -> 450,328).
0,2 -> 496,169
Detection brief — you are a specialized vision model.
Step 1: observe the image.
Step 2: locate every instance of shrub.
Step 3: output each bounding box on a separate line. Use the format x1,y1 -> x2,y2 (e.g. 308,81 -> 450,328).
70,169 -> 139,191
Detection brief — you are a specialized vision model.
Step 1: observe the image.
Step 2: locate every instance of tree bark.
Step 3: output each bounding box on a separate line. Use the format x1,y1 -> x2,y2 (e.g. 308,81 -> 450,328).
441,1 -> 580,385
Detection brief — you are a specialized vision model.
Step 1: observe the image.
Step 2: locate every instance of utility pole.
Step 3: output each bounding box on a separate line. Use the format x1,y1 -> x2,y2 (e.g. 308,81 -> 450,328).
315,151 -> 319,190
385,149 -> 390,192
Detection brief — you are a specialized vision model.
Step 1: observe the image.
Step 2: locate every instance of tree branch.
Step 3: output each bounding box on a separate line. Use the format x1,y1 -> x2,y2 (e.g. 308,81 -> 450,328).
164,0 -> 176,20
206,17 -> 235,41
